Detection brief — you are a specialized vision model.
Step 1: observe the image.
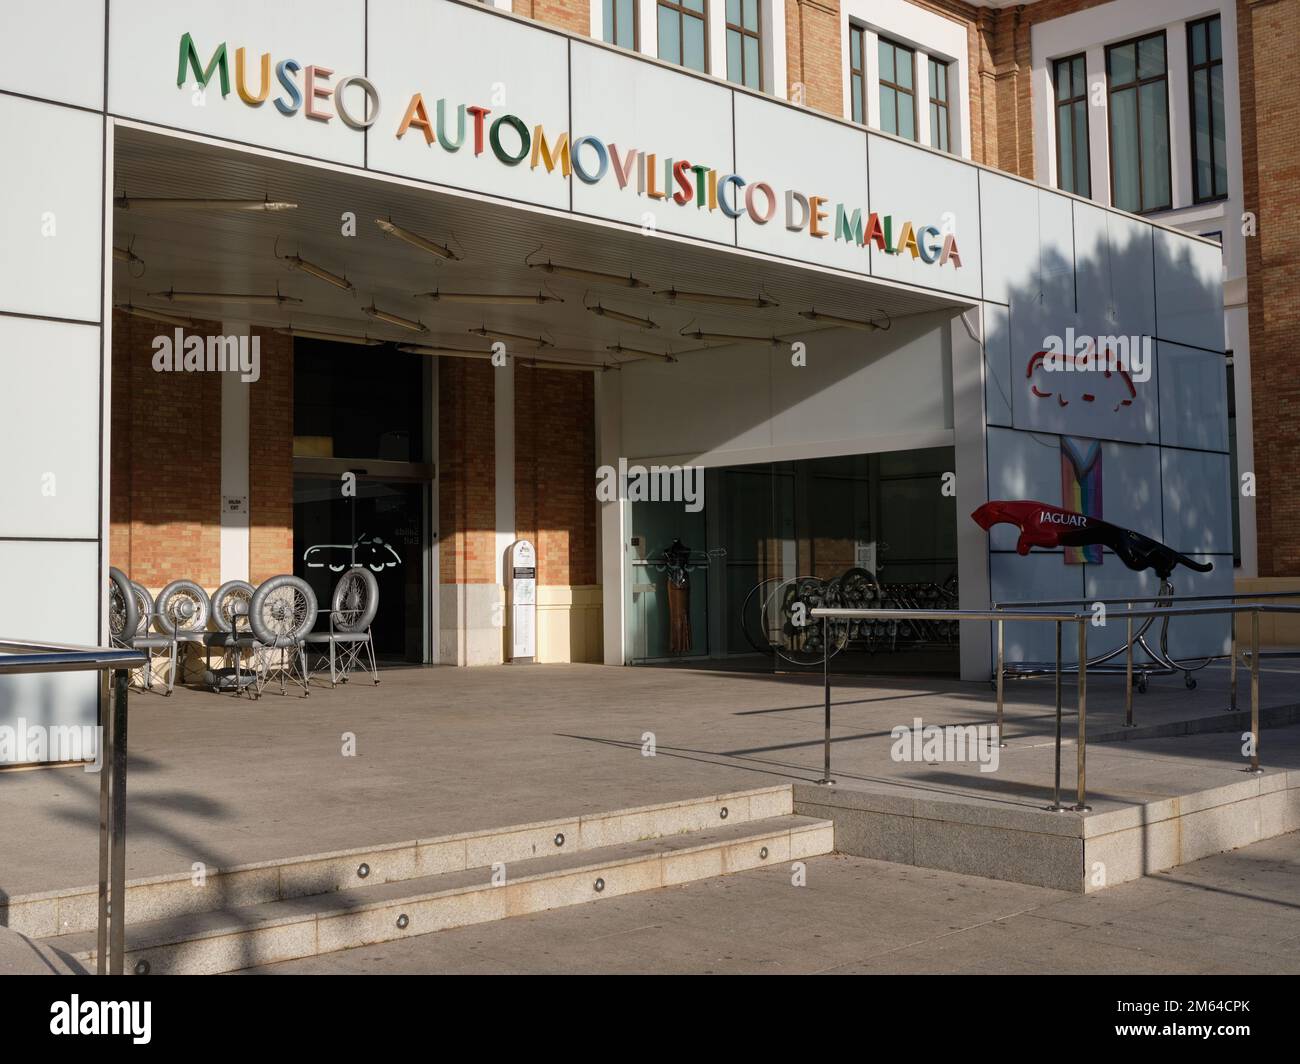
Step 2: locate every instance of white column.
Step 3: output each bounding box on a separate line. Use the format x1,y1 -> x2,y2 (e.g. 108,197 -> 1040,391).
494,361 -> 515,661
219,319 -> 251,584
954,308 -> 991,681
596,371 -> 625,665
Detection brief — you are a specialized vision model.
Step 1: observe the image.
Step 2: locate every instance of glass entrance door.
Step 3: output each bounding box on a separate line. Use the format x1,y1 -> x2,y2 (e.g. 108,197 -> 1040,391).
293,475 -> 429,663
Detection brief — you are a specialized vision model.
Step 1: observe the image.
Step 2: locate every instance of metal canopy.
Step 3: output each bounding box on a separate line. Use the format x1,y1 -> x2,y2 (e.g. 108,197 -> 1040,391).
112,125 -> 968,367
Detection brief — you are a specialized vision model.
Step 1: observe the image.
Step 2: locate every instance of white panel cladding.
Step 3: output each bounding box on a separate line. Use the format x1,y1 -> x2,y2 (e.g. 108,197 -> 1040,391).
1157,341 -> 1230,453
0,0 -> 105,109
1073,200 -> 1156,340
1161,447 -> 1233,556
0,317 -> 101,539
866,133 -> 981,300
108,0 -> 366,167
1008,296 -> 1159,446
568,41 -> 735,244
1097,439 -> 1162,539
620,315 -> 955,467
732,92 -> 869,274
985,426 -> 1061,552
989,550 -> 1086,663
984,302 -> 1012,427
1154,227 -> 1225,350
0,541 -> 100,733
978,172 -> 1037,306
0,96 -> 103,322
369,0 -> 570,210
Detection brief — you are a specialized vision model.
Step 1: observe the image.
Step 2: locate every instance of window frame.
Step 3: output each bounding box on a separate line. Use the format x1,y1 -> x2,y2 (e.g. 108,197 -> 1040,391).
1052,52 -> 1091,198
1105,29 -> 1173,215
927,55 -> 951,152
603,0 -> 639,51
724,0 -> 763,91
877,35 -> 917,142
657,0 -> 710,74
848,23 -> 868,126
1187,14 -> 1228,203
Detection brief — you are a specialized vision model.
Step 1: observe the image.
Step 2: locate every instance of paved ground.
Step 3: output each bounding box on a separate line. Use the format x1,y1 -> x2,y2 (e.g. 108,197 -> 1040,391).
2,657 -> 1297,897
245,829 -> 1300,974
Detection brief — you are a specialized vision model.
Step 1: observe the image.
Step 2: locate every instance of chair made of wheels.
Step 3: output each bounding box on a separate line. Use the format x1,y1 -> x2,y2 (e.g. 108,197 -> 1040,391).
201,580 -> 258,695
304,568 -> 381,688
109,567 -> 179,695
245,575 -> 317,698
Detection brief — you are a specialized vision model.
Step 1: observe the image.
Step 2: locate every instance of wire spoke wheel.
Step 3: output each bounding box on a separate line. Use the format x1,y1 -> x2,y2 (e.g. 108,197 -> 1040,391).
331,568 -> 379,632
250,575 -> 318,646
156,580 -> 211,635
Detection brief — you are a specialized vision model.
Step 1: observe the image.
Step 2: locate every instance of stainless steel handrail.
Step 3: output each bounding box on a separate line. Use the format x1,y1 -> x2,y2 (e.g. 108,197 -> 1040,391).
994,590 -> 1300,609
809,604 -> 1300,812
0,639 -> 145,975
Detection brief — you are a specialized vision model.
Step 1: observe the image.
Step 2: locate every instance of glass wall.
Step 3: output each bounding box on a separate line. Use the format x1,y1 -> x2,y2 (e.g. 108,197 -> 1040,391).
626,446 -> 959,674
292,340 -> 433,663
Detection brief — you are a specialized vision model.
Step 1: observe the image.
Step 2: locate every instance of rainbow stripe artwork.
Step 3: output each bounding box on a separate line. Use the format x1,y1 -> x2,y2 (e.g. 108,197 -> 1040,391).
1060,437 -> 1103,565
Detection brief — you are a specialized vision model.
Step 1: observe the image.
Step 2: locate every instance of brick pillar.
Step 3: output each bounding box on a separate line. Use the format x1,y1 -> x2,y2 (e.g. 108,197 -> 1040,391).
786,0 -> 844,117
1239,0 -> 1300,576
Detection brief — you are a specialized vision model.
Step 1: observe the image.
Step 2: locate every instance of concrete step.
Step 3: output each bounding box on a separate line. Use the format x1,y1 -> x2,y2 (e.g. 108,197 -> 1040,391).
3,785 -> 795,939
42,814 -> 833,975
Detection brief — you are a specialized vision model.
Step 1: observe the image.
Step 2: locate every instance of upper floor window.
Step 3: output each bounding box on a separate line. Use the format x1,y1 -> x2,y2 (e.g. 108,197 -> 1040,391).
603,0 -> 638,50
725,0 -> 763,90
849,24 -> 867,124
1106,31 -> 1171,214
1188,15 -> 1228,202
878,36 -> 916,141
658,0 -> 707,74
927,57 -> 951,152
1053,53 -> 1090,197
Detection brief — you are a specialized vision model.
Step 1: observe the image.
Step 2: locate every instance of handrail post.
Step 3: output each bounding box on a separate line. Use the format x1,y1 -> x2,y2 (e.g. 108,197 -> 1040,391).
1248,608 -> 1261,775
995,618 -> 1006,747
1229,613 -> 1238,713
95,668 -> 115,976
109,668 -> 129,975
1074,620 -> 1091,812
1124,602 -> 1135,727
819,614 -> 833,785
1048,620 -> 1065,811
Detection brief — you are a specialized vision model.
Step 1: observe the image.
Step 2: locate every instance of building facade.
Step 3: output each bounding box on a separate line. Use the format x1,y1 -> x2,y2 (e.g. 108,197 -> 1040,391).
1,0 -> 1286,750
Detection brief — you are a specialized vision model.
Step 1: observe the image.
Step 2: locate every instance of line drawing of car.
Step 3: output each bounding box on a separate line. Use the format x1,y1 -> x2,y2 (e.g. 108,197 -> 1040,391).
302,533 -> 403,574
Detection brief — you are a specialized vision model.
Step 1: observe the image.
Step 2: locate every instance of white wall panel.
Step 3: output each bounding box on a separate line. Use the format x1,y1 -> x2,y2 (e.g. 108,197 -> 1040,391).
0,0 -> 105,109
1161,447 -> 1232,557
369,0 -> 569,210
1158,341 -> 1230,452
0,318 -> 101,539
0,96 -> 103,322
1073,201 -> 1156,340
977,172 -> 1037,305
989,551 -> 1085,663
985,426 -> 1061,552
1097,440 -> 1162,540
867,134 -> 981,299
1154,227 -> 1224,349
0,541 -> 99,733
733,93 -> 869,274
108,0 -> 365,167
984,302 -> 1012,426
569,42 -> 735,243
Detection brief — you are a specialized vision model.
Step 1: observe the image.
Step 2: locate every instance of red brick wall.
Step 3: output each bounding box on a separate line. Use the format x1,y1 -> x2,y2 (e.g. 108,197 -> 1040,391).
109,310 -> 223,588
439,357 -> 497,584
515,366 -> 598,586
787,0 -> 845,116
1240,0 -> 1300,576
520,0 -> 591,36
249,327 -> 294,581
